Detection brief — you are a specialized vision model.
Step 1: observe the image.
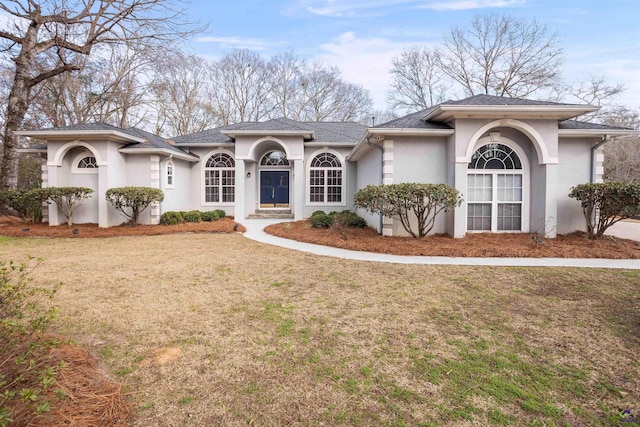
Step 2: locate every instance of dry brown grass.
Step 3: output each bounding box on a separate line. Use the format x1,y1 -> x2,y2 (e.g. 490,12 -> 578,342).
0,234 -> 638,426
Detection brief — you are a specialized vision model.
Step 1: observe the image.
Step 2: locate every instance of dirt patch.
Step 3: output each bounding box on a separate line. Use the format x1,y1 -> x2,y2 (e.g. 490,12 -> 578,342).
0,216 -> 245,238
140,347 -> 182,367
265,220 -> 640,258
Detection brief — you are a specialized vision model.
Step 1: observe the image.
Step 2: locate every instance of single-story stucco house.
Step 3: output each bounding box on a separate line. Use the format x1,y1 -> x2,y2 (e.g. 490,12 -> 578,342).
16,94 -> 636,238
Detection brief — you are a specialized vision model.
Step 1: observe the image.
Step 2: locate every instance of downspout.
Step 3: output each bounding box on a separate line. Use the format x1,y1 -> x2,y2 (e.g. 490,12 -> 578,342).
365,136 -> 384,234
590,135 -> 610,183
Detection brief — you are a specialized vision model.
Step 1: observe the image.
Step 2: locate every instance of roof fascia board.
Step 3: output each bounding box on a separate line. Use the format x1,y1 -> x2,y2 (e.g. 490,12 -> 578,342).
424,105 -> 600,121
173,142 -> 235,148
221,130 -> 314,138
118,147 -> 199,162
14,130 -> 147,143
348,128 -> 454,161
558,129 -> 640,138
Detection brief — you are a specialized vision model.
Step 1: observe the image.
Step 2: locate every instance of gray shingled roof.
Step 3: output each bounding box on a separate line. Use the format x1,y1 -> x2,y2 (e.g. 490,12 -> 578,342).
39,122 -> 128,132
121,127 -> 194,156
172,119 -> 367,145
374,107 -> 452,129
558,120 -> 633,131
441,94 -> 579,106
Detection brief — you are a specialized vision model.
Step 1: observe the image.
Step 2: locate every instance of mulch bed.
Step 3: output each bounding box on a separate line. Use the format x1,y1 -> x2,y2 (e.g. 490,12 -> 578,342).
265,220 -> 640,259
0,216 -> 245,238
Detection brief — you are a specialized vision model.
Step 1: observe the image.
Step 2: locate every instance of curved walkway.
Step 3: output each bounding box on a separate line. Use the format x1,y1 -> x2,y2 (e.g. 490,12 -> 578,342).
241,219 -> 640,270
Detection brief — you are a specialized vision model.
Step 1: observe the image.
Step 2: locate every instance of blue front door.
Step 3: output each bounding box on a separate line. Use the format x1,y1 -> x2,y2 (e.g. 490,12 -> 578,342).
260,171 -> 289,208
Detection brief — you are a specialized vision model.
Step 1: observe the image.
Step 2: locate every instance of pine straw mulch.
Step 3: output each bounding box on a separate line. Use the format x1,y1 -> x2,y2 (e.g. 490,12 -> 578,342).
265,219 -> 640,259
0,216 -> 245,238
2,336 -> 130,426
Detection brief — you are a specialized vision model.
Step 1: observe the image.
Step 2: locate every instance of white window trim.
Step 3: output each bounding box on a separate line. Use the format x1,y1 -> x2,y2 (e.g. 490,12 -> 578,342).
259,150 -> 291,168
71,151 -> 99,174
166,160 -> 175,189
465,136 -> 530,233
306,149 -> 346,207
201,149 -> 236,206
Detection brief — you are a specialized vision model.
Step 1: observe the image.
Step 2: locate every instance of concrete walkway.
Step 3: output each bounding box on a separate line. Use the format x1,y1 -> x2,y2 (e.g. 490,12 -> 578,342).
241,219 -> 640,270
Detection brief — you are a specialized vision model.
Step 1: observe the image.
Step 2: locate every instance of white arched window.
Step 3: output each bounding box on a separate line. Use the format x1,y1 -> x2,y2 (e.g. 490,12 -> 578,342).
308,152 -> 343,204
204,152 -> 235,203
72,151 -> 99,174
260,150 -> 290,166
166,160 -> 175,188
467,143 -> 525,232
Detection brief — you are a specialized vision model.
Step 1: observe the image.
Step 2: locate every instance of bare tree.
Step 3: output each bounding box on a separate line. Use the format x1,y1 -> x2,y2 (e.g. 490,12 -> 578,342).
440,14 -> 564,98
0,0 -> 202,190
268,50 -> 306,120
602,106 -> 640,183
209,49 -> 274,124
388,46 -> 449,112
568,75 -> 626,122
150,53 -> 219,136
300,64 -> 372,122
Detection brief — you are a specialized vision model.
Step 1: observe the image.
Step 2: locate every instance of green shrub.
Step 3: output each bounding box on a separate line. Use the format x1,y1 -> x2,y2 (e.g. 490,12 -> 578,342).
354,183 -> 462,238
569,182 -> 640,239
311,210 -> 326,218
310,212 -> 334,228
331,210 -> 367,228
183,210 -> 202,223
214,209 -> 226,219
105,187 -> 164,226
201,211 -> 219,222
0,188 -> 46,222
160,211 -> 184,225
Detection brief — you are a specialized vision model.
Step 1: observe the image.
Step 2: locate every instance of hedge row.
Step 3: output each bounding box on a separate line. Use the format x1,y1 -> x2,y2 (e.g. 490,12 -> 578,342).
160,209 -> 226,225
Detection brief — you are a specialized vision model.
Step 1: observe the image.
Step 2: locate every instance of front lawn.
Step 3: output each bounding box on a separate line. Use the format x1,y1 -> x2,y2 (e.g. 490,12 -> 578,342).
1,234 -> 638,426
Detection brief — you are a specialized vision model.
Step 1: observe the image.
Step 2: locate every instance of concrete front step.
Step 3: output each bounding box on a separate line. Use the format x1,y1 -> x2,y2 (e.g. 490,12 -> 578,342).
247,211 -> 294,219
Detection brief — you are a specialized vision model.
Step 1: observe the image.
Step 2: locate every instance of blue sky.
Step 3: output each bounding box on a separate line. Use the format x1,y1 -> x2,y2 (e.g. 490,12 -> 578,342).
184,0 -> 640,112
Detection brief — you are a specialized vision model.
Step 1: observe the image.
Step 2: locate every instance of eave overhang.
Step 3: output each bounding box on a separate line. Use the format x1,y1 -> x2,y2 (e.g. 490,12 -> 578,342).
118,147 -> 199,162
14,130 -> 147,144
423,105 -> 601,122
221,129 -> 315,139
558,129 -> 639,138
348,128 -> 454,161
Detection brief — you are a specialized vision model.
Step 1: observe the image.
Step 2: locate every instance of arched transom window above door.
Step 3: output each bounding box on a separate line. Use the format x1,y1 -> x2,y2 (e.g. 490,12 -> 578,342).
260,150 -> 290,166
467,143 -> 525,232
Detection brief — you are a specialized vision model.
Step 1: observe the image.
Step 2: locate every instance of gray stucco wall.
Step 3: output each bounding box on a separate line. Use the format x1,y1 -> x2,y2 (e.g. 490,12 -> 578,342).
556,138 -> 594,234
354,145 -> 382,231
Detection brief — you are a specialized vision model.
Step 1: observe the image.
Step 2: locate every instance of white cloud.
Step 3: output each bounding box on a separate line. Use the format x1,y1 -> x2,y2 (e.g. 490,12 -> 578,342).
286,0 -> 415,18
314,32 -> 426,110
419,0 -> 525,11
195,36 -> 281,51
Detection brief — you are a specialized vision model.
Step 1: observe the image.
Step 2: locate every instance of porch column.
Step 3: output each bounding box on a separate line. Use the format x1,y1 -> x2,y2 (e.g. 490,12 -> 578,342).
382,140 -> 394,236
235,159 -> 245,220
544,164 -> 558,238
293,159 -> 304,220
98,165 -> 109,228
46,165 -> 60,226
453,161 -> 468,238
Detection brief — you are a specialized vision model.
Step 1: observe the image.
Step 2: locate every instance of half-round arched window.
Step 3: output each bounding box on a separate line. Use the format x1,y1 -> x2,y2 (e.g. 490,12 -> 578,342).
78,156 -> 98,169
204,152 -> 235,203
260,150 -> 290,166
469,143 -> 522,170
309,152 -> 343,204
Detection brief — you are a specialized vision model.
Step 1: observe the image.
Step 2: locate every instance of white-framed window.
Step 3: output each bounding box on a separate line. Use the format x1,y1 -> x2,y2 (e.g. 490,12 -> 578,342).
308,151 -> 343,205
260,150 -> 290,167
204,152 -> 235,204
72,151 -> 99,174
467,143 -> 525,232
166,160 -> 175,188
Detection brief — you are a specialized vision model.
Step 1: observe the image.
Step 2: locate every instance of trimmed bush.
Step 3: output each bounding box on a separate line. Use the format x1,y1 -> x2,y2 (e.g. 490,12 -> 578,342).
331,210 -> 367,228
44,186 -> 93,227
160,211 -> 184,225
105,187 -> 164,226
354,183 -> 462,238
214,209 -> 226,219
569,182 -> 640,239
311,210 -> 326,218
310,212 -> 334,228
183,210 -> 202,223
201,211 -> 219,222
